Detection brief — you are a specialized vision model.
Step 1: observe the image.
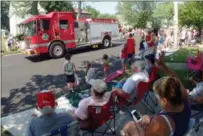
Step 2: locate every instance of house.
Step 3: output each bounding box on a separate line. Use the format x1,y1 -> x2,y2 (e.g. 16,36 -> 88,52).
9,3 -> 91,36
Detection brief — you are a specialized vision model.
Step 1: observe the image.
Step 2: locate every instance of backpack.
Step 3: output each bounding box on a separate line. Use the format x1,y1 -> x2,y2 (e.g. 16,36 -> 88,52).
66,62 -> 73,74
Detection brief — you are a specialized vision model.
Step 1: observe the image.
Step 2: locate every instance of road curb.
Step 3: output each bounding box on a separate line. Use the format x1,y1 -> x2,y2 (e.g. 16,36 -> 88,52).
2,53 -> 23,57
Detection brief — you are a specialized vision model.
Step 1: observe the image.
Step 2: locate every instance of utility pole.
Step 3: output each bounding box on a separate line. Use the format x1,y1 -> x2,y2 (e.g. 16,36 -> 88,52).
174,2 -> 179,48
77,1 -> 82,21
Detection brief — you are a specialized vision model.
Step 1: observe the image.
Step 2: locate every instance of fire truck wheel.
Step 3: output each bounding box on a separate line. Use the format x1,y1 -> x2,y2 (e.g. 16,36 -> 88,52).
49,42 -> 65,58
102,37 -> 111,48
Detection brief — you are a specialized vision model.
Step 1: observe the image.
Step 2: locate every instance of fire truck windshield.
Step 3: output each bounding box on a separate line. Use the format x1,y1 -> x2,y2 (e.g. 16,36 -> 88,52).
24,20 -> 37,36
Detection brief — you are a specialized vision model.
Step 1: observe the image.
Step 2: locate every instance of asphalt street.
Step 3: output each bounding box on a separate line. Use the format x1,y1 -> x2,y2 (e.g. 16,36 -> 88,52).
1,41 -> 124,116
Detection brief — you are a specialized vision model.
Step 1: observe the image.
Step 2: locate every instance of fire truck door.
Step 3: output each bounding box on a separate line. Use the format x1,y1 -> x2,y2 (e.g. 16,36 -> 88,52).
58,15 -> 74,42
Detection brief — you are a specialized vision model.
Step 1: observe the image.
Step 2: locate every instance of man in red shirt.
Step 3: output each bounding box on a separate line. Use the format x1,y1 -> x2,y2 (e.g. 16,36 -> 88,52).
126,33 -> 135,65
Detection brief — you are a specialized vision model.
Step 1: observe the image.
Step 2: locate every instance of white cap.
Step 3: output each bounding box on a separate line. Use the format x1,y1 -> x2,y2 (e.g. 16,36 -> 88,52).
132,60 -> 145,71
89,79 -> 107,93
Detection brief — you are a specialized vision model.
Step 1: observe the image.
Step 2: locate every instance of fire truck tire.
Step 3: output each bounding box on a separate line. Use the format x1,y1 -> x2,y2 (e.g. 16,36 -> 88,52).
49,42 -> 65,59
102,37 -> 111,48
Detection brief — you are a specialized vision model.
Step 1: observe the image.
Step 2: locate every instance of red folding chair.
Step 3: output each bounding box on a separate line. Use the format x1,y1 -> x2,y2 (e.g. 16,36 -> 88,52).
187,49 -> 200,63
81,92 -> 116,136
113,80 -> 155,114
187,52 -> 203,80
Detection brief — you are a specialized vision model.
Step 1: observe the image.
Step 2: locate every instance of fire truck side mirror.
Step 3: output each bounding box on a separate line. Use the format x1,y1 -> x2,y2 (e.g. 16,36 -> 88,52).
74,22 -> 78,28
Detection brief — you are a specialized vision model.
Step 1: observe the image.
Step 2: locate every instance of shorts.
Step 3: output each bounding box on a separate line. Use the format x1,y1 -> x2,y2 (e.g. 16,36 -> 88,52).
121,58 -> 127,64
128,54 -> 134,59
66,74 -> 75,83
104,66 -> 109,72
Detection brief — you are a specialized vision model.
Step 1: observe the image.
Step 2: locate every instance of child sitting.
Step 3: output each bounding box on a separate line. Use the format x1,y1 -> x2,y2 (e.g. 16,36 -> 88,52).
63,53 -> 76,92
102,54 -> 110,77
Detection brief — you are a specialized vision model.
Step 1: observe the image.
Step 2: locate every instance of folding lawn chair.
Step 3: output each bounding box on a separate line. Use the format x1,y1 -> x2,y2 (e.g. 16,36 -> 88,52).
186,49 -> 200,63
191,105 -> 203,132
43,121 -> 81,136
187,52 -> 203,80
112,66 -> 160,114
113,80 -> 156,114
142,66 -> 160,107
81,92 -> 117,136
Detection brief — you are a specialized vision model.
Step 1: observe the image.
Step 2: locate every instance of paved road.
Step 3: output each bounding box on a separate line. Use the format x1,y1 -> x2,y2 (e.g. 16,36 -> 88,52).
2,42 -> 124,116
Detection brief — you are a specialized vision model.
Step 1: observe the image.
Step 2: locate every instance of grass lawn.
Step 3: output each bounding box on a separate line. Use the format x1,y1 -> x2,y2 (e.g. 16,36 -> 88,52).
164,46 -> 203,63
159,69 -> 195,90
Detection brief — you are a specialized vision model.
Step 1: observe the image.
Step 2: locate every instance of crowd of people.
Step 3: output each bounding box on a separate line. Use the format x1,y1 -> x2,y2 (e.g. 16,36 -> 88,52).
26,29 -> 203,136
179,29 -> 199,46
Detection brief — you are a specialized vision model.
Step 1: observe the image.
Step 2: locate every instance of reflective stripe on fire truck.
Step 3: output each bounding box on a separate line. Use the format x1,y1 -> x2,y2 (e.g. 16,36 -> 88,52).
29,40 -> 76,48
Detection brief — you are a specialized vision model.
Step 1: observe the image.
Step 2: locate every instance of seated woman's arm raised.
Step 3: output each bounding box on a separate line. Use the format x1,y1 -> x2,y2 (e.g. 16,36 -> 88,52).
156,51 -> 188,99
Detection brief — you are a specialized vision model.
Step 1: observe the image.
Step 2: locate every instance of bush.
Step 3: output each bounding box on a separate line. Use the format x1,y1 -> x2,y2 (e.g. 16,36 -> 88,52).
15,34 -> 24,41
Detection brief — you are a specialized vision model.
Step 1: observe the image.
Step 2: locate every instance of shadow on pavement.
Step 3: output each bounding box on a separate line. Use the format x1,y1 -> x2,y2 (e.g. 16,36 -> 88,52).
1,55 -> 122,117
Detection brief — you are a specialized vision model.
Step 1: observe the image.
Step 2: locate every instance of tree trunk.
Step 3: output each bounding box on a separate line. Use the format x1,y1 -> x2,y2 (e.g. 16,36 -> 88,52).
30,1 -> 39,15
198,27 -> 202,43
77,1 -> 82,21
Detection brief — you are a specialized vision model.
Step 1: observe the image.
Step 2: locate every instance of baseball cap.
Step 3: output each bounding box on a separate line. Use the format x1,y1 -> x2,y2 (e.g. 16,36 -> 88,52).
89,79 -> 107,93
37,90 -> 56,110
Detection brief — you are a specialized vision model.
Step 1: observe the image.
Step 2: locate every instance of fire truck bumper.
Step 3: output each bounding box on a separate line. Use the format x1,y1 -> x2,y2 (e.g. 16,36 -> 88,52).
25,49 -> 39,56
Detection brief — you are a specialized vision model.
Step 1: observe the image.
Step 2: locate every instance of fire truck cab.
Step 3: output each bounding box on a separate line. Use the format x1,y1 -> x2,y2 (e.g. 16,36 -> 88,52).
23,12 -> 119,58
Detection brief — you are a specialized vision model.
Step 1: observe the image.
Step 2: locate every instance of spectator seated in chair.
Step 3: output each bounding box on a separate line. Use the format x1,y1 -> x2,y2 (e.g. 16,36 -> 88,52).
70,79 -> 111,128
26,90 -> 74,136
115,54 -> 156,91
122,52 -> 191,136
113,60 -> 150,100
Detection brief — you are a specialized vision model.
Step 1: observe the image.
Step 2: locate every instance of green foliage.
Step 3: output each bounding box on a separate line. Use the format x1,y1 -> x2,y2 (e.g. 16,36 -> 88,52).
15,34 -> 24,41
30,1 -> 39,15
116,2 -> 155,28
11,1 -> 33,17
83,5 -> 116,19
40,1 -> 74,14
84,5 -> 100,18
179,1 -> 203,33
152,2 -> 174,28
97,13 -> 116,19
1,1 -> 10,30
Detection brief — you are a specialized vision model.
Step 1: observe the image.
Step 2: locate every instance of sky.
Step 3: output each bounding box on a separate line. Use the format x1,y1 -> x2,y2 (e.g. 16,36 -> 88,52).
85,2 -> 118,14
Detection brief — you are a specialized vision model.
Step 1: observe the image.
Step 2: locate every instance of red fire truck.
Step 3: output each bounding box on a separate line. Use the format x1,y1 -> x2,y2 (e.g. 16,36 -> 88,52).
22,12 -> 120,58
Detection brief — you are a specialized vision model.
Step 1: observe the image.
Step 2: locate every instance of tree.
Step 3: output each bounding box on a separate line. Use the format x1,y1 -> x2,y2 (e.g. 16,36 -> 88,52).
11,1 -> 39,17
179,1 -> 203,39
39,1 -> 74,13
98,13 -> 116,19
152,2 -> 173,28
11,1 -> 33,17
30,1 -> 39,15
1,1 -> 10,30
84,5 -> 100,18
116,1 -> 155,28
